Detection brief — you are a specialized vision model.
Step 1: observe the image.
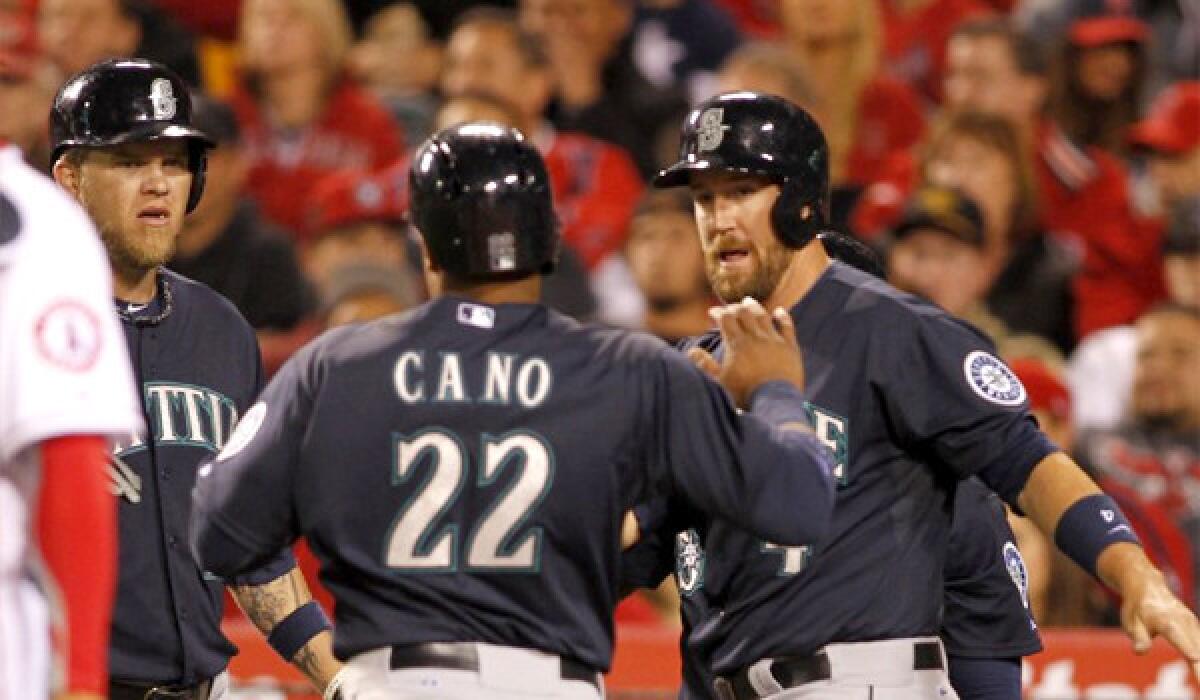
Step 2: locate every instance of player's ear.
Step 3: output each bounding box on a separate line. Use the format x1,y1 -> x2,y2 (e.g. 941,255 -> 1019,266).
51,156 -> 83,202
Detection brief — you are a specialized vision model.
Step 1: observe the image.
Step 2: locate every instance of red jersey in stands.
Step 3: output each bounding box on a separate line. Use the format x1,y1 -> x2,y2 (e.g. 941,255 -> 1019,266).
881,0 -> 994,103
231,78 -> 404,240
846,77 -> 926,188
542,128 -> 644,270
1036,123 -> 1166,338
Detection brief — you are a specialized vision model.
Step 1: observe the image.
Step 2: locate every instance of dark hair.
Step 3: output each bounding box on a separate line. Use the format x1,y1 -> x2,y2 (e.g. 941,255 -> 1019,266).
450,7 -> 548,69
950,17 -> 1048,78
1049,40 -> 1147,156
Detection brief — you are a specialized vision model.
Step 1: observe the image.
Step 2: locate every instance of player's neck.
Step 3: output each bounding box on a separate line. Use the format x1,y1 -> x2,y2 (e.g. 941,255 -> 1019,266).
440,274 -> 543,306
764,241 -> 832,312
112,265 -> 159,304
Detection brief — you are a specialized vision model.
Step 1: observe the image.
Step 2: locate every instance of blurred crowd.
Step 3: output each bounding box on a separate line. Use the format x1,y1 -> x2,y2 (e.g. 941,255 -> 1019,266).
1,0 -> 1197,627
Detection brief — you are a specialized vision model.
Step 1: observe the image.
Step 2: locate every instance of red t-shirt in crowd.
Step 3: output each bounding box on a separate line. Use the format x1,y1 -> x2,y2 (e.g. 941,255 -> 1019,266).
542,128 -> 644,270
845,76 -> 926,188
231,78 -> 405,240
1035,123 -> 1166,338
881,0 -> 994,103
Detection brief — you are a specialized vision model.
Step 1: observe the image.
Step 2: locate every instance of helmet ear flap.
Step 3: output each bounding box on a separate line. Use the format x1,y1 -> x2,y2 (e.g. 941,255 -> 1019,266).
185,143 -> 207,214
771,179 -> 824,249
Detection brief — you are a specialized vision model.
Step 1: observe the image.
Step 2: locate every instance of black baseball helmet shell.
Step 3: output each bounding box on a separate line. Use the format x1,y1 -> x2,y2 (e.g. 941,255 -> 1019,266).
409,122 -> 560,280
655,91 -> 830,248
50,58 -> 213,213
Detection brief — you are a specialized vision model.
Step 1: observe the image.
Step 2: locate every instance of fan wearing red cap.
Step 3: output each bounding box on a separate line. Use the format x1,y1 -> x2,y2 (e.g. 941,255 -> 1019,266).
1049,0 -> 1150,158
1132,82 -> 1200,210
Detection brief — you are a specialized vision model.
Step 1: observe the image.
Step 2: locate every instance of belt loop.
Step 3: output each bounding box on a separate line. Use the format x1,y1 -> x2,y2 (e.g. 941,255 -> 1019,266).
746,658 -> 785,697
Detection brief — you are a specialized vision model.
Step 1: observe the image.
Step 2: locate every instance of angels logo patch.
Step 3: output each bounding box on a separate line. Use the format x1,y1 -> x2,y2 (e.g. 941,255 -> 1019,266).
674,529 -> 706,596
963,351 -> 1026,406
36,301 -> 102,371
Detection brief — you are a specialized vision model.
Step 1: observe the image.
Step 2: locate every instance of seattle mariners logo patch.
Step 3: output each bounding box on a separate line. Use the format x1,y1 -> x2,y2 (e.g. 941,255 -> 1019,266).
696,108 -> 728,152
1003,541 -> 1030,609
149,78 -> 176,120
674,529 -> 706,596
962,351 -> 1026,406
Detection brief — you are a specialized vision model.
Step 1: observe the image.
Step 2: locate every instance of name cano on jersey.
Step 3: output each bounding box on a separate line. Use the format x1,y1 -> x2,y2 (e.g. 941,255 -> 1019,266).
393,351 -> 553,407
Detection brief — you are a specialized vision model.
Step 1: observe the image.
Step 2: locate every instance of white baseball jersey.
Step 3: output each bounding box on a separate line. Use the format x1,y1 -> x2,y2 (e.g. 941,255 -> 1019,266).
0,145 -> 142,698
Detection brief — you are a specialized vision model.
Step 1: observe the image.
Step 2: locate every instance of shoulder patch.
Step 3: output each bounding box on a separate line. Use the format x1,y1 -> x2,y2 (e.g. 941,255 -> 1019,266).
36,301 -> 102,371
963,351 -> 1026,406
0,193 -> 20,245
217,401 -> 267,462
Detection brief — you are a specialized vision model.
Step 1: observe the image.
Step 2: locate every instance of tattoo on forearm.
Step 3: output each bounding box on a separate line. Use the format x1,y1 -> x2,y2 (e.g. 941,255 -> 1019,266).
231,571 -> 303,633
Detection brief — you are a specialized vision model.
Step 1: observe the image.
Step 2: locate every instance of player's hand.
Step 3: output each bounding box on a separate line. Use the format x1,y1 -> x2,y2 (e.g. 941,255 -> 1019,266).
706,297 -> 805,407
621,510 -> 641,549
54,693 -> 105,700
1112,547 -> 1200,679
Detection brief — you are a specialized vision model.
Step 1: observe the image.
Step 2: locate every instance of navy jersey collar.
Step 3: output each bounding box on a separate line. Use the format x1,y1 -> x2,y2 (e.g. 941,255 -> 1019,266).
115,268 -> 173,326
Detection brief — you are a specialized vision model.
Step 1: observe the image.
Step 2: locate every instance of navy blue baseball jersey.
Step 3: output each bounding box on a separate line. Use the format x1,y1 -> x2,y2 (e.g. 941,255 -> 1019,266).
942,478 -> 1042,660
190,295 -> 837,672
108,269 -> 293,684
622,479 -> 1042,698
656,261 -> 1057,674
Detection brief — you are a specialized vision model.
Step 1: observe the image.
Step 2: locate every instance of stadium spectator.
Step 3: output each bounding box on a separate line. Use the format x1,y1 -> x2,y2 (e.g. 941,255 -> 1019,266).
232,0 -> 404,238
1068,198 -> 1200,435
1131,81 -> 1200,214
348,3 -> 441,144
517,0 -> 688,178
1018,0 -> 1199,96
879,0 -> 993,104
0,6 -> 54,168
1048,1 -> 1150,159
169,94 -> 316,334
884,185 -> 1007,340
303,164 -> 419,297
441,9 -> 644,273
38,0 -> 200,86
320,262 -> 422,328
1078,303 -> 1200,607
623,189 -> 713,343
778,0 -> 925,208
941,18 -> 1162,338
629,0 -> 743,103
923,111 -> 1077,351
715,40 -> 816,112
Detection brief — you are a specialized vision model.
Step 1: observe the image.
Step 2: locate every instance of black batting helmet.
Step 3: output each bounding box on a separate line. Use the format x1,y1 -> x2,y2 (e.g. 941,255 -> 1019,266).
49,58 -> 213,213
654,91 -> 830,249
409,122 -> 559,280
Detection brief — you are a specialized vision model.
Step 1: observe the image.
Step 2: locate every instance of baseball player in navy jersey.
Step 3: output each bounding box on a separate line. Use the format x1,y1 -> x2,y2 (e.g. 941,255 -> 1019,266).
48,59 -> 341,698
0,137 -> 142,700
621,232 -> 1040,700
637,91 -> 1200,700
188,122 -> 839,700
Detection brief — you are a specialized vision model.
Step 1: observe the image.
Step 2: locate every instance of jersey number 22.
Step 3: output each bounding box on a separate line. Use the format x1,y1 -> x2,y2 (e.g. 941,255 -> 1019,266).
384,429 -> 553,573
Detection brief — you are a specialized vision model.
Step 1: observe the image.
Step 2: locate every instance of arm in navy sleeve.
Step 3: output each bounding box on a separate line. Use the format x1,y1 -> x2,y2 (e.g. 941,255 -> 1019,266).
874,312 -> 1056,508
190,341 -> 318,578
650,349 -> 836,547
